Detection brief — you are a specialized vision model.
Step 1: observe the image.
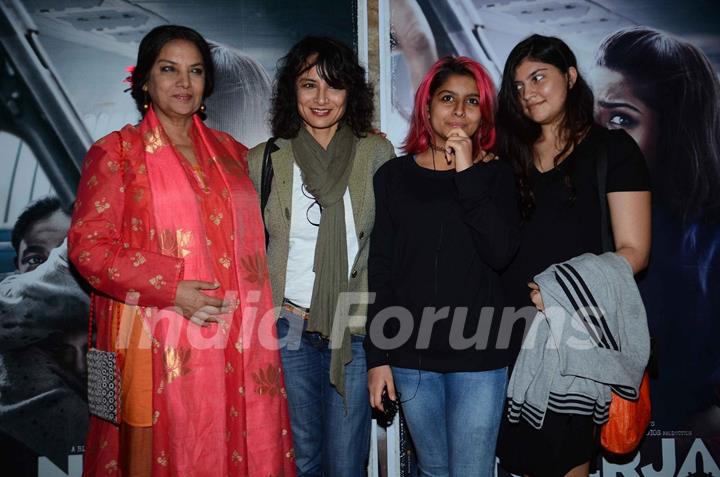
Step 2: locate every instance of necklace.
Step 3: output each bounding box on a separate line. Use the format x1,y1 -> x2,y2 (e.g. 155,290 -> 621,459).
429,143 -> 445,153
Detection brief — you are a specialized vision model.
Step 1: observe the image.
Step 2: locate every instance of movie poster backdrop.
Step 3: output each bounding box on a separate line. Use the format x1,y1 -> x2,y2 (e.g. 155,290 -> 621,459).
2,0 -> 719,475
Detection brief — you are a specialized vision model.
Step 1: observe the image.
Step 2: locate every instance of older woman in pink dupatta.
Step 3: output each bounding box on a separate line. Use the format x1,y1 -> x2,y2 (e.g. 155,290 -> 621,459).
68,25 -> 295,477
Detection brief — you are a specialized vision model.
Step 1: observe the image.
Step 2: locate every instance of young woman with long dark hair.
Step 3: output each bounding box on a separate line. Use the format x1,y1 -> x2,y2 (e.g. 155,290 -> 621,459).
495,34 -> 651,477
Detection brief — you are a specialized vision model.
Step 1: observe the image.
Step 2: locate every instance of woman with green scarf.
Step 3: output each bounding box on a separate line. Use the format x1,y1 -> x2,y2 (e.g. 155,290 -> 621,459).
247,36 -> 395,477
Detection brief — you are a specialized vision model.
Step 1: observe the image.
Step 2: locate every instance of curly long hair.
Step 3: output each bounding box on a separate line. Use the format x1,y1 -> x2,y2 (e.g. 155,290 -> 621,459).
130,25 -> 215,119
403,56 -> 496,155
597,27 -> 720,223
270,36 -> 373,139
496,34 -> 595,220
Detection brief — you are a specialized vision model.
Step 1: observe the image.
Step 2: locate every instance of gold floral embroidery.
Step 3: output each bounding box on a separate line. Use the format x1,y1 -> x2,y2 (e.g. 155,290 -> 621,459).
138,164 -> 147,175
176,229 -> 192,257
221,188 -> 229,200
88,276 -> 100,286
158,230 -> 175,256
105,460 -> 118,472
157,379 -> 165,394
152,410 -> 160,425
238,386 -> 245,395
144,127 -> 167,154
209,211 -> 223,226
133,187 -> 145,203
149,275 -> 166,289
225,362 -> 234,374
219,254 -> 231,269
253,364 -> 283,397
107,268 -> 120,280
240,252 -> 268,285
121,140 -> 132,152
131,217 -> 142,232
94,198 -> 110,214
132,252 -> 146,267
286,448 -> 295,459
234,339 -> 243,353
164,346 -> 191,384
78,251 -> 91,263
159,229 -> 192,257
216,155 -> 240,174
87,175 -> 98,188
106,160 -> 120,172
230,406 -> 239,418
157,450 -> 169,467
282,428 -> 288,436
231,450 -> 242,463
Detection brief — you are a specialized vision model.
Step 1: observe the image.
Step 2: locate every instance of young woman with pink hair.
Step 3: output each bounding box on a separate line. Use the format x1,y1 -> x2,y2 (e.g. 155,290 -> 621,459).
365,56 -> 520,476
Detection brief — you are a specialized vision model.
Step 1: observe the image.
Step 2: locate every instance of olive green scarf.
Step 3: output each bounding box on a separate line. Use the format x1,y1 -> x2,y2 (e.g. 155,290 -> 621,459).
292,124 -> 357,397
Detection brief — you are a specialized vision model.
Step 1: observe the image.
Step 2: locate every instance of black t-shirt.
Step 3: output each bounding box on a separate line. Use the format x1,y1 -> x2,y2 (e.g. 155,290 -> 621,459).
501,125 -> 650,317
365,155 -> 520,372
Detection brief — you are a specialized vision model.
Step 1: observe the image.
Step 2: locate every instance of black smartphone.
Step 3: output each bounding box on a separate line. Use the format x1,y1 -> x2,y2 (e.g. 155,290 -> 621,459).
380,388 -> 400,426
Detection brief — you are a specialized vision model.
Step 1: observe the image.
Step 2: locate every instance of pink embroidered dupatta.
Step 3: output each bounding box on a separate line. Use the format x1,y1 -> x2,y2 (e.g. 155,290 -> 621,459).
82,108 -> 294,476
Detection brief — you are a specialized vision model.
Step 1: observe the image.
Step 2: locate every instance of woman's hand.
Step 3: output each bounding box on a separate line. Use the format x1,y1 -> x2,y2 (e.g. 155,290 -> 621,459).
528,281 -> 545,311
174,280 -> 227,327
474,149 -> 498,164
368,365 -> 396,412
445,127 -> 474,172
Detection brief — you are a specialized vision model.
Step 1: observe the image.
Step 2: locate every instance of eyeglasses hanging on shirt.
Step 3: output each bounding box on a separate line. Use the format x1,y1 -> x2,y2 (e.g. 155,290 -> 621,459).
301,183 -> 323,226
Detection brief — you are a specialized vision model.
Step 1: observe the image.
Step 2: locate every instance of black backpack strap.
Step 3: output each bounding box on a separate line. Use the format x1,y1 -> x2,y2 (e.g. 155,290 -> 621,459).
596,128 -> 614,253
260,137 -> 278,248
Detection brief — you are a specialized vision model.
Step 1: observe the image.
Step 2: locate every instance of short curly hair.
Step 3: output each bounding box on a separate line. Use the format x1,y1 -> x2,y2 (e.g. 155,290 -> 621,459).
270,36 -> 373,139
130,25 -> 215,118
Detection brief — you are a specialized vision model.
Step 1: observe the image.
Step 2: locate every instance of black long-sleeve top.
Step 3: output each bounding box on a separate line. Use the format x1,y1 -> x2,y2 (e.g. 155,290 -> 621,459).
364,155 -> 520,372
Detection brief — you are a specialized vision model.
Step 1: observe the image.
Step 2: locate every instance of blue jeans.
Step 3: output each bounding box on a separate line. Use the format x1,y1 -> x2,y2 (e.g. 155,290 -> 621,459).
277,311 -> 371,477
392,366 -> 507,477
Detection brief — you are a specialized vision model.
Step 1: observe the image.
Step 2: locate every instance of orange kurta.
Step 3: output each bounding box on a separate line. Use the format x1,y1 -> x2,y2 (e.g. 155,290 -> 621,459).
69,108 -> 295,476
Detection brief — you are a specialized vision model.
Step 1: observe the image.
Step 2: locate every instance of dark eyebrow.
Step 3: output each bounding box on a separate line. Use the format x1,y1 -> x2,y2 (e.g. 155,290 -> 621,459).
437,89 -> 479,97
20,245 -> 48,258
597,100 -> 641,113
157,60 -> 203,67
523,68 -> 548,81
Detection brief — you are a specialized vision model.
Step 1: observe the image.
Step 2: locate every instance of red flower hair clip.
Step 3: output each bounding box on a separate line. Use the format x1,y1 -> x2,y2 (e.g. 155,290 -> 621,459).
123,65 -> 135,92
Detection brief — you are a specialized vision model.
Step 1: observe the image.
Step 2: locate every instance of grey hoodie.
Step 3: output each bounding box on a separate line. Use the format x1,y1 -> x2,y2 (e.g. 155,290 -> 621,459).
506,252 -> 649,429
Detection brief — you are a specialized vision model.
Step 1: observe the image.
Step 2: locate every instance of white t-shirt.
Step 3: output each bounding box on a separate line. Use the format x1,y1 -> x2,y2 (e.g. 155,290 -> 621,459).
283,163 -> 359,308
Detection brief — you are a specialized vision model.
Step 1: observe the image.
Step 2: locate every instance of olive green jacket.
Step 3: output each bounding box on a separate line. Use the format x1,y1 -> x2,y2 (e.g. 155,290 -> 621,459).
247,134 -> 395,335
